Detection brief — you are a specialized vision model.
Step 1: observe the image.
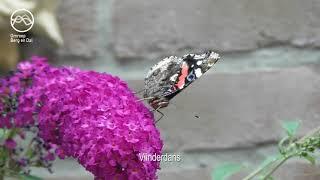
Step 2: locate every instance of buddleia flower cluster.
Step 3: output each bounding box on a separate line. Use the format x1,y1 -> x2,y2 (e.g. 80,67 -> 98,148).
0,57 -> 163,179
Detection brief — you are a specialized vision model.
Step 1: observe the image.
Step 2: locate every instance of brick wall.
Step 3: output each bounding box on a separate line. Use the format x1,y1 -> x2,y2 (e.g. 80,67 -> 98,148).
22,0 -> 320,179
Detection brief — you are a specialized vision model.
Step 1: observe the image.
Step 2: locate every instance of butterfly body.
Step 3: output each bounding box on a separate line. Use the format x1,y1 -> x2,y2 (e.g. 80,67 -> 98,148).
144,51 -> 220,110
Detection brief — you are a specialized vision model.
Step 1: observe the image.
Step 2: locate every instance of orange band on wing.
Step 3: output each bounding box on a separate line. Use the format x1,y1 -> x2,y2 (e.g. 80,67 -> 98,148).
175,62 -> 189,89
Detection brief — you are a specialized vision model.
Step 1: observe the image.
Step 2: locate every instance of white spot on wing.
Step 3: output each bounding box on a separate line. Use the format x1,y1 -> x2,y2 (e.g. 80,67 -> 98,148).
209,52 -> 220,60
196,61 -> 203,65
170,74 -> 178,82
194,54 -> 206,59
195,68 -> 202,78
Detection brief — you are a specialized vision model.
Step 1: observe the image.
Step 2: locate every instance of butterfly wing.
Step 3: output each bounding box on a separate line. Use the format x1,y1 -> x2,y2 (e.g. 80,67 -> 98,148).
144,51 -> 220,102
144,56 -> 183,99
163,51 -> 220,100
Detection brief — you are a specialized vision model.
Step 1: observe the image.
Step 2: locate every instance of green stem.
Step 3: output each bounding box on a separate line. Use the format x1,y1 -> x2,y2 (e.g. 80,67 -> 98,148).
242,157 -> 281,180
0,169 -> 3,180
261,156 -> 289,179
243,126 -> 320,180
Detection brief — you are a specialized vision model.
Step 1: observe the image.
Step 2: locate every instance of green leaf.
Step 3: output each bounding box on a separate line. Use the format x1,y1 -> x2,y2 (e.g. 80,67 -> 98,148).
302,154 -> 316,165
212,163 -> 242,180
0,148 -> 8,166
282,121 -> 300,137
6,128 -> 19,139
19,174 -> 43,180
0,128 -> 5,138
26,148 -> 35,159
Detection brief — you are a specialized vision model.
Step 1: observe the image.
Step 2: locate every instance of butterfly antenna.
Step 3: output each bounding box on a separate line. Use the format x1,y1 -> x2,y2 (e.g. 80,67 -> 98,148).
134,89 -> 145,95
137,97 -> 154,102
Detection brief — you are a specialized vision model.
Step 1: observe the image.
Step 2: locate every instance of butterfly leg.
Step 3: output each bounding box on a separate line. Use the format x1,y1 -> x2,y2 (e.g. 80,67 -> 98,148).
151,101 -> 169,123
152,106 -> 164,123
155,109 -> 164,123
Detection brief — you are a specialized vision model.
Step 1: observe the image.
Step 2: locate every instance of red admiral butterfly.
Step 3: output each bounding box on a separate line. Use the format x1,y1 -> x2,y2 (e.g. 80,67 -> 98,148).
142,51 -> 220,122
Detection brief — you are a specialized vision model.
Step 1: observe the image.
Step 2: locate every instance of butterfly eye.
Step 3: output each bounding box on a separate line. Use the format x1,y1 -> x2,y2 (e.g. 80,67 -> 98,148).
187,73 -> 196,81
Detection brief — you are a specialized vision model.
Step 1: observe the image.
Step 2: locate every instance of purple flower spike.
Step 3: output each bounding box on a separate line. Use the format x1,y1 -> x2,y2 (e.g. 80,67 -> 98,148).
0,57 -> 163,179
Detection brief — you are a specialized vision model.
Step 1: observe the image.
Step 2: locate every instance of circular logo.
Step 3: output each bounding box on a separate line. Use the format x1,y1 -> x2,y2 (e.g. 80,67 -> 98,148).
10,9 -> 34,33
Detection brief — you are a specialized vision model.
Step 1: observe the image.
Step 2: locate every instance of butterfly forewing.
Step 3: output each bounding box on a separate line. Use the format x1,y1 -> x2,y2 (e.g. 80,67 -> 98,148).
162,51 -> 220,100
144,51 -> 220,109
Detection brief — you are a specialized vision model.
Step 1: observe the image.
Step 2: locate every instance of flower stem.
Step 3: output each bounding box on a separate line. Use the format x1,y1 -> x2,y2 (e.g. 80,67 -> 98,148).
261,156 -> 289,179
242,156 -> 281,180
243,125 -> 320,180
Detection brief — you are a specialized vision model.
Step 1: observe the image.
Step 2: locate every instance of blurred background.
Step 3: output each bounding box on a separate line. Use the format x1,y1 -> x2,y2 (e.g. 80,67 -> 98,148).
1,0 -> 320,179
